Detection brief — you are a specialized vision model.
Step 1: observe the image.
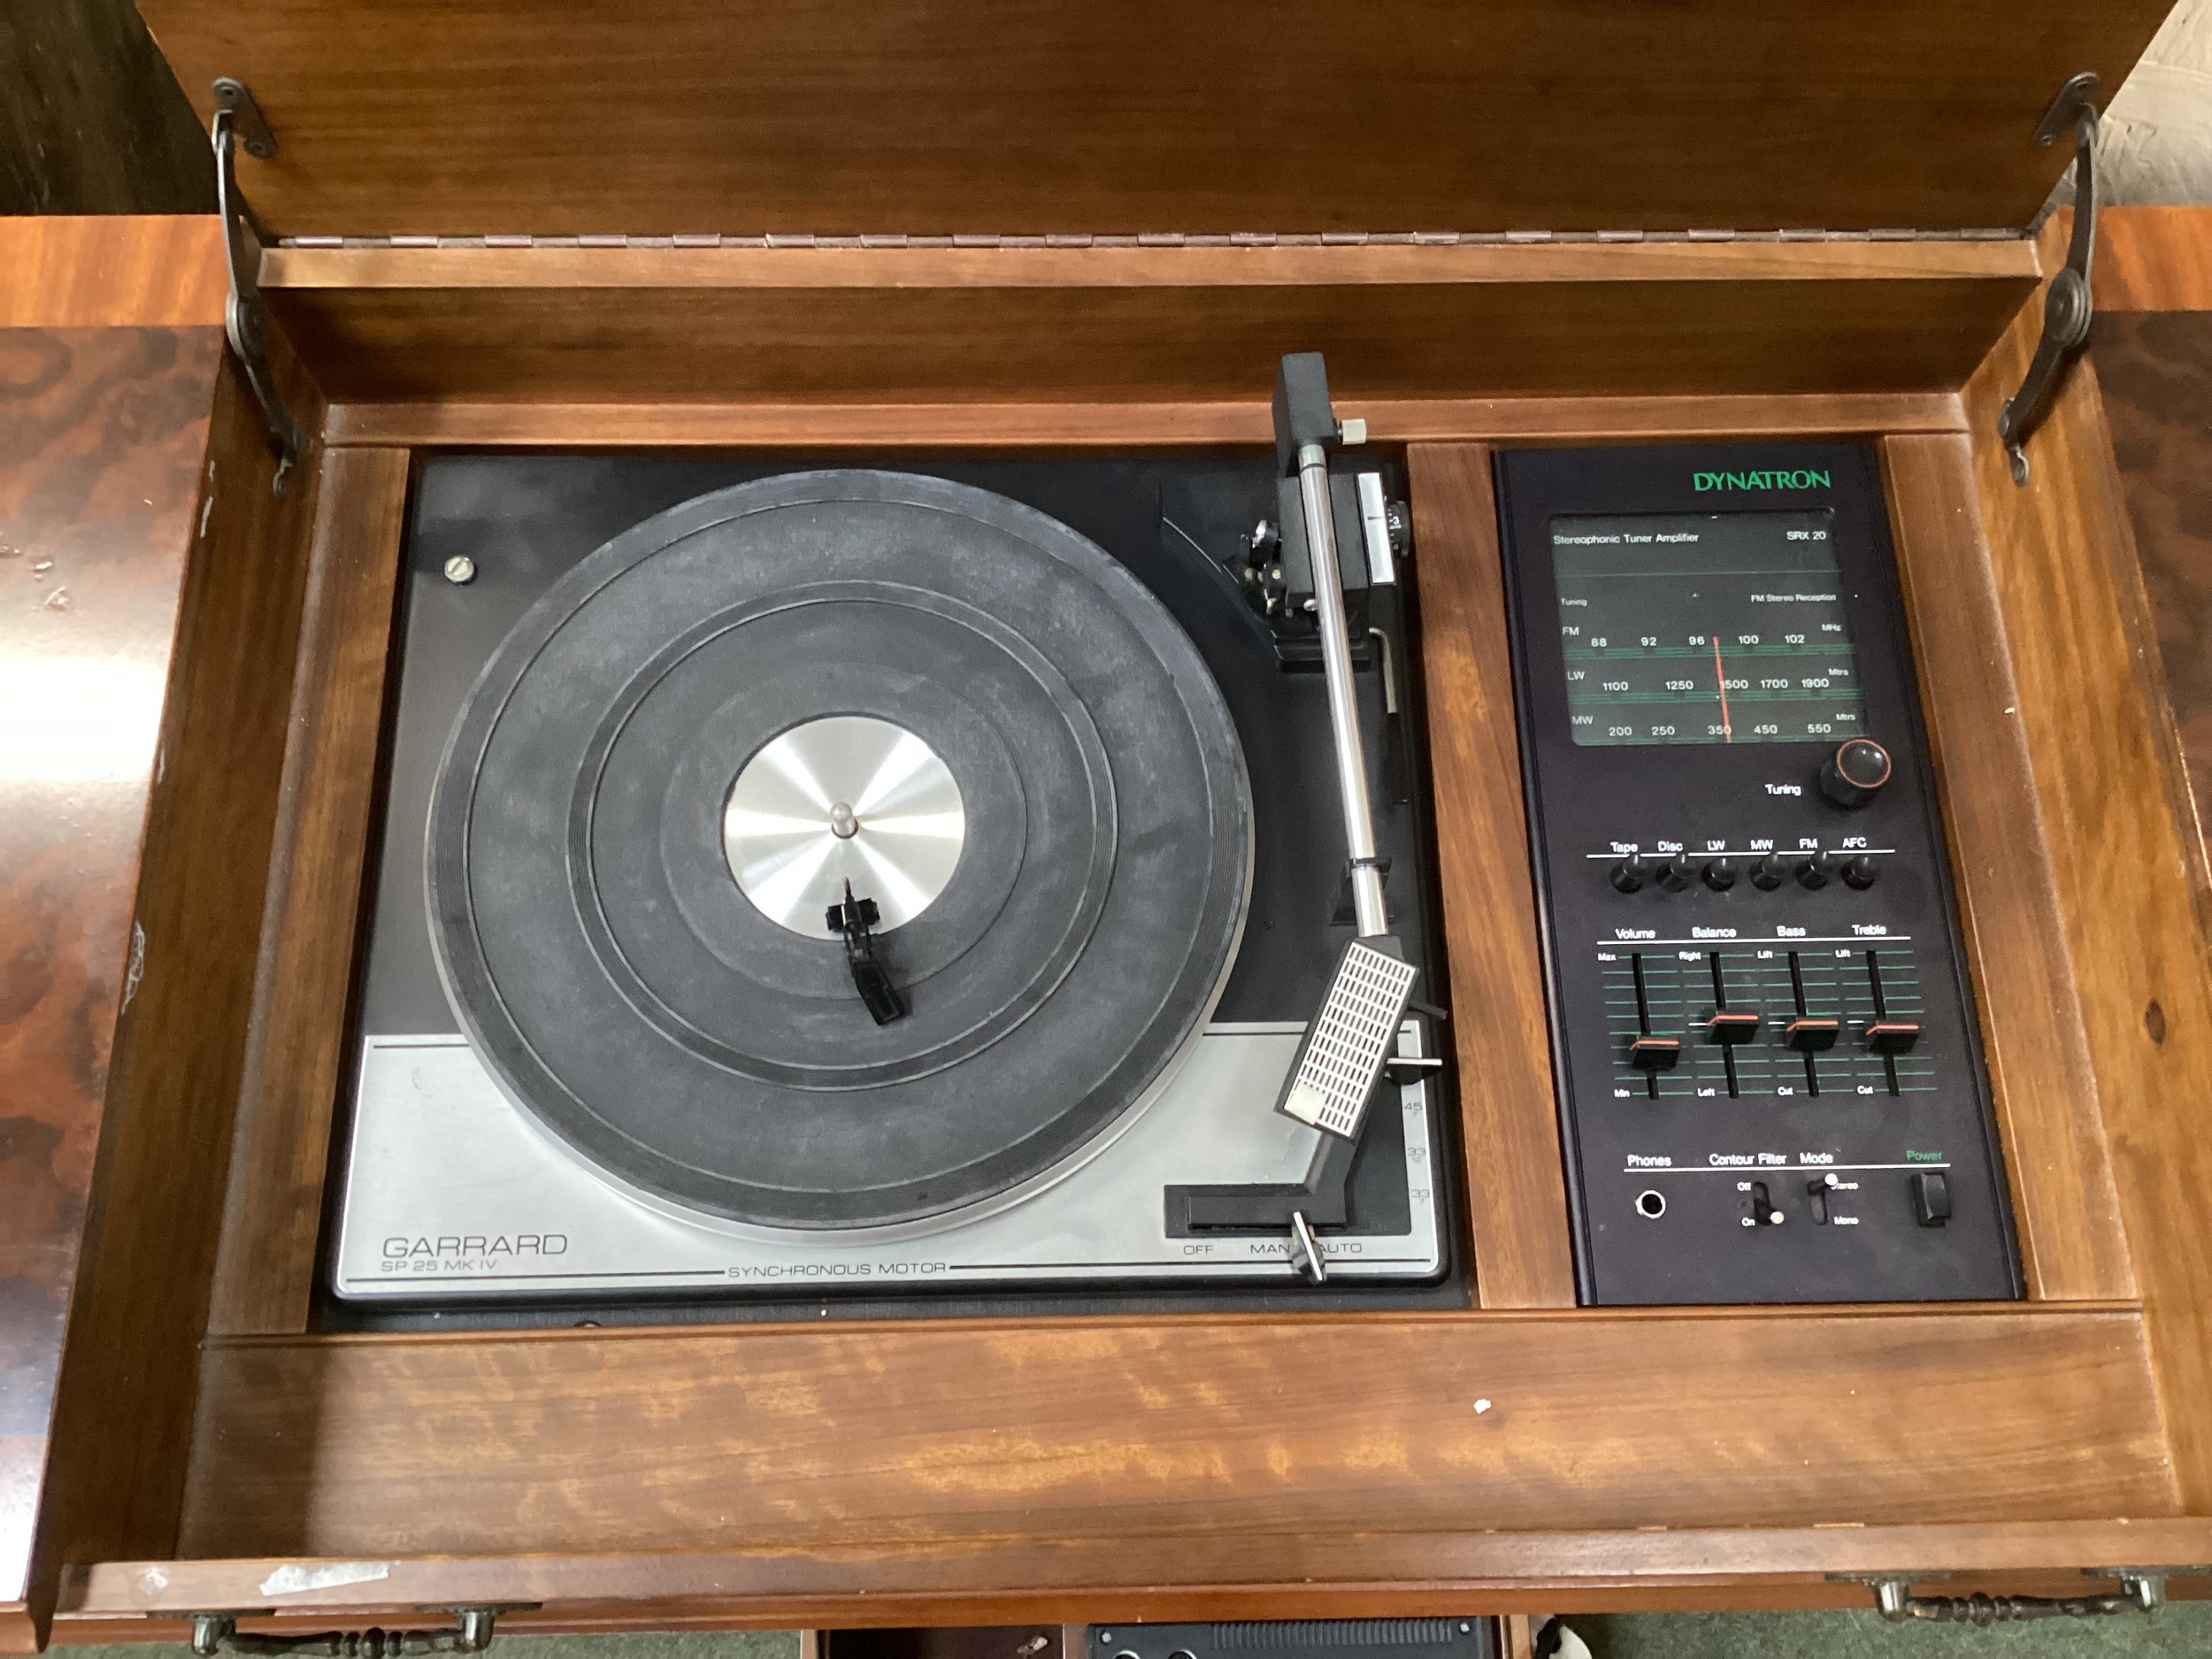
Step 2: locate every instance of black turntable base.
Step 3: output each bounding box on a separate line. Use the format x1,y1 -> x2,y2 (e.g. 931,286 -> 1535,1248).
333,449 -> 1459,1321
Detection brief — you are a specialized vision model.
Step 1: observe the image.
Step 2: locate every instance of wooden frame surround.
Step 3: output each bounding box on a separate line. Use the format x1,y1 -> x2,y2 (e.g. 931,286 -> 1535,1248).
13,199 -> 2212,1646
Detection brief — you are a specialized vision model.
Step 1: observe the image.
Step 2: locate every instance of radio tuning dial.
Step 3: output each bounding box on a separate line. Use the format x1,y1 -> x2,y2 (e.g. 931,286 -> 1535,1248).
1820,737 -> 1893,809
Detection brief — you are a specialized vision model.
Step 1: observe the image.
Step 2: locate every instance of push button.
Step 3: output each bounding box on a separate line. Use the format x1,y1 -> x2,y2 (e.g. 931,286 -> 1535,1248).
1610,854 -> 1647,893
1654,856 -> 1692,893
1750,854 -> 1789,891
1701,857 -> 1738,891
1911,1171 -> 1952,1228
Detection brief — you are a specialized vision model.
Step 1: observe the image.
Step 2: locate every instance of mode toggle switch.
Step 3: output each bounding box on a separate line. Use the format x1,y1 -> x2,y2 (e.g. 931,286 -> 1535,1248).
1808,1171 -> 1841,1225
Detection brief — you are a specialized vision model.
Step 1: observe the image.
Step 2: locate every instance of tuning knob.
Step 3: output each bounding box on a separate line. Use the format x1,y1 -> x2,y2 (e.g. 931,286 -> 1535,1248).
1819,738 -> 1893,809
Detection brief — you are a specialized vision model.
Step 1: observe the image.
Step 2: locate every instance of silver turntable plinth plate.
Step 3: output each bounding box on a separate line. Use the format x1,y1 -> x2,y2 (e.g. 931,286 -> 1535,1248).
335,1022 -> 1441,1298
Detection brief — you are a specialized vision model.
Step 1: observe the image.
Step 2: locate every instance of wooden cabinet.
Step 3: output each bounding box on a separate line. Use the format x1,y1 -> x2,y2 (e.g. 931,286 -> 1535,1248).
6,4 -> 2212,1646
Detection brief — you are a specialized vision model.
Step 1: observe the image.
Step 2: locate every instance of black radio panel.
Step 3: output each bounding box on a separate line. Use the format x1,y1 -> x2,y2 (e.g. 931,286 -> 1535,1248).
1495,443 -> 2019,1306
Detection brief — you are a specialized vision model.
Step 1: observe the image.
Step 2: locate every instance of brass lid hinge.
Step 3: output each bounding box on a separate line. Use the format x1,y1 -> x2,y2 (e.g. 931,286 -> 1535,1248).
1997,72 -> 2101,486
211,77 -> 309,497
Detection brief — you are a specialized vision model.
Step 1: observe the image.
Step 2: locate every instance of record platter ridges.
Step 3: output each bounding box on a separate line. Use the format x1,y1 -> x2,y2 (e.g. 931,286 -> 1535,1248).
334,450 -> 1452,1309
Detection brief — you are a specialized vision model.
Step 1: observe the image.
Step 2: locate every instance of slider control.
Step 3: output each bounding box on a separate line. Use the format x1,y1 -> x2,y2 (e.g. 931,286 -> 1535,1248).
1703,1010 -> 1763,1045
1786,1016 -> 1842,1052
1867,1019 -> 1923,1055
1705,952 -> 1755,1097
1625,950 -> 1673,1096
1784,949 -> 1833,1095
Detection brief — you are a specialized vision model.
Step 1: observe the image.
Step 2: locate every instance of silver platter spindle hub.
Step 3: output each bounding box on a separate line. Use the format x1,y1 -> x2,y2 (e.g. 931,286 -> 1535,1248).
722,715 -> 966,933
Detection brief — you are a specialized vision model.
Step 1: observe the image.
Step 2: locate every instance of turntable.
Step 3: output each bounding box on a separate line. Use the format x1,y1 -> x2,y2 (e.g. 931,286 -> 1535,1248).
333,364 -> 1452,1302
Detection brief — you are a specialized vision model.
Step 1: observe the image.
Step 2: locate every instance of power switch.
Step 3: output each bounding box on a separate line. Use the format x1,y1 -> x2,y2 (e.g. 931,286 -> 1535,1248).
1911,1171 -> 1953,1228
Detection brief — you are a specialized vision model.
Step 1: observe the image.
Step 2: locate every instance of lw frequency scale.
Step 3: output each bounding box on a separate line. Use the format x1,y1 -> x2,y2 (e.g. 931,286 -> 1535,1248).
1500,444 -> 2019,1306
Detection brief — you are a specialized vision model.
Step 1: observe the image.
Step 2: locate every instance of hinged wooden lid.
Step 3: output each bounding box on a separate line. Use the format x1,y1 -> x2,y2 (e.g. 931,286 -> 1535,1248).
141,0 -> 2169,240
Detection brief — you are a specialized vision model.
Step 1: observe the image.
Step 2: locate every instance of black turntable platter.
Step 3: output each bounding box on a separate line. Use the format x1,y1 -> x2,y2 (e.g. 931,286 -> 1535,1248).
428,470 -> 1253,1232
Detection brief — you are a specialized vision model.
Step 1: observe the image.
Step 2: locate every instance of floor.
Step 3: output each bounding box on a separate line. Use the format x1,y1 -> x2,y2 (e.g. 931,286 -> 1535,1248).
1571,1606 -> 2212,1655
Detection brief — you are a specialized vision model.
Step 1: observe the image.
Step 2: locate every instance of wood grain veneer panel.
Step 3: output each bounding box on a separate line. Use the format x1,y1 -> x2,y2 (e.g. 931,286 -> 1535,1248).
1408,446 -> 1575,1309
26,355 -> 324,1641
204,449 -> 411,1337
0,324 -> 221,1625
177,1310 -> 2171,1559
2096,207 -> 2212,313
263,270 -> 2034,407
52,1520 -> 2212,1630
0,218 -> 224,328
137,0 -> 2164,240
1964,278 -> 2212,1504
2097,312 -> 2212,860
323,392 -> 1970,450
264,242 -> 2043,291
1879,436 -> 2133,1302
